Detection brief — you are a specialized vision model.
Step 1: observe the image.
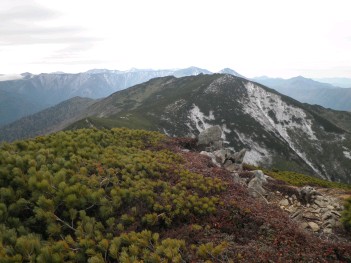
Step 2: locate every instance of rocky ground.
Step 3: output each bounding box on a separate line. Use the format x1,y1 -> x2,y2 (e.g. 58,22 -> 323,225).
227,164 -> 348,239
198,125 -> 351,241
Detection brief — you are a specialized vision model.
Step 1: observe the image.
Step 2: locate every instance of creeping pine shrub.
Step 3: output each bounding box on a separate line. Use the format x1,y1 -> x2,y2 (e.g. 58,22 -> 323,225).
0,128 -> 226,261
196,242 -> 228,260
341,197 -> 351,232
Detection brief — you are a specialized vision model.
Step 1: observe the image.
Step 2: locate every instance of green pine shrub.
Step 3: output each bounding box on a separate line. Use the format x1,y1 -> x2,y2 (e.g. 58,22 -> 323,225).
0,128 -> 225,261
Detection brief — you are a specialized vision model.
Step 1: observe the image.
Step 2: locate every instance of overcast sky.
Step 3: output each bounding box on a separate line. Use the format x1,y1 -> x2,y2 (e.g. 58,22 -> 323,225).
0,0 -> 350,78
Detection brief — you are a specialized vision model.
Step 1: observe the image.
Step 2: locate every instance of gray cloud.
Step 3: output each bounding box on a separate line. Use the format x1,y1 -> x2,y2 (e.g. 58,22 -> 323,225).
0,4 -> 58,22
31,58 -> 107,65
0,1 -> 100,46
44,43 -> 97,60
29,41 -> 104,66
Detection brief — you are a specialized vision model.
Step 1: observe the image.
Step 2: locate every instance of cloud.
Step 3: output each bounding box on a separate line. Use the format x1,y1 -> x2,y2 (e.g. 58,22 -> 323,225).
0,0 -> 102,73
31,58 -> 107,66
0,1 -> 100,46
39,43 -> 99,61
0,4 -> 58,22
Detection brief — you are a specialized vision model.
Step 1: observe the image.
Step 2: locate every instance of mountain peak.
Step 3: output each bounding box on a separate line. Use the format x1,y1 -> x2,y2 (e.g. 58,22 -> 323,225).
85,69 -> 122,74
291,75 -> 306,80
218,68 -> 245,78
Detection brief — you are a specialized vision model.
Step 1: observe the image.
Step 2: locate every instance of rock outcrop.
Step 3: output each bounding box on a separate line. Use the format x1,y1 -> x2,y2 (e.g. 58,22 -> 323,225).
198,126 -> 247,172
247,170 -> 268,199
197,125 -> 223,151
277,188 -> 344,234
236,172 -> 344,235
197,126 -> 346,236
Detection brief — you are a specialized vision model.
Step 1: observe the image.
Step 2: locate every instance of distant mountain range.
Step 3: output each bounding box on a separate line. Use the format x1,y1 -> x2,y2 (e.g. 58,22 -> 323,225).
2,66 -> 351,127
313,77 -> 351,88
253,76 -> 351,111
0,97 -> 96,142
0,67 -> 244,126
2,74 -> 350,183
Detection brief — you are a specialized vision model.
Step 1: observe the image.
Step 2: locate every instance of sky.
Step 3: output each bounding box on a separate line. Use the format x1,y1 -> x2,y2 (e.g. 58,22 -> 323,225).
0,0 -> 350,78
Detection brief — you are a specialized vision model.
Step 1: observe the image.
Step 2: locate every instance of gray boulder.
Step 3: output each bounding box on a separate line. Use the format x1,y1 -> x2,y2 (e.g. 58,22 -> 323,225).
298,186 -> 319,204
248,170 -> 268,199
222,149 -> 247,172
228,149 -> 247,164
213,149 -> 233,164
252,170 -> 267,182
197,126 -> 223,150
200,151 -> 221,167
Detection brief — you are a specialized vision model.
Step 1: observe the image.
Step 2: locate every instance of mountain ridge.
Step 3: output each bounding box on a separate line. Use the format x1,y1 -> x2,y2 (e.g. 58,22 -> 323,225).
0,97 -> 96,142
64,74 -> 351,183
253,76 -> 351,111
2,72 -> 351,184
3,67 -> 351,127
0,67 -> 239,126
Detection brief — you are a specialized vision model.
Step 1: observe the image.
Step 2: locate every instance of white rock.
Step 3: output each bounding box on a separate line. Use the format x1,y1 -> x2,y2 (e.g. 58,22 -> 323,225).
300,222 -> 309,229
323,228 -> 333,234
279,199 -> 289,206
308,222 -> 320,232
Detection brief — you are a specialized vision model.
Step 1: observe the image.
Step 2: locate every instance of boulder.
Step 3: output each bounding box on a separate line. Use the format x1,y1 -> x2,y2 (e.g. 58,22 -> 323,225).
302,211 -> 320,221
298,186 -> 318,204
224,161 -> 243,172
248,170 -> 267,199
232,173 -> 247,185
323,228 -> 333,234
209,148 -> 247,172
248,178 -> 266,198
279,199 -> 289,206
213,149 -> 232,164
252,170 -> 267,182
224,149 -> 247,164
197,126 -> 223,150
321,211 -> 333,221
199,151 -> 221,167
307,222 -> 320,232
300,222 -> 309,229
291,210 -> 301,219
314,196 -> 330,208
331,211 -> 341,217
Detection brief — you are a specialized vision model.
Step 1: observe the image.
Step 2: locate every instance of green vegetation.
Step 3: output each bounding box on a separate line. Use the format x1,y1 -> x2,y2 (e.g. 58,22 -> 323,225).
243,164 -> 351,190
342,198 -> 351,231
67,114 -> 156,132
0,128 -> 225,262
